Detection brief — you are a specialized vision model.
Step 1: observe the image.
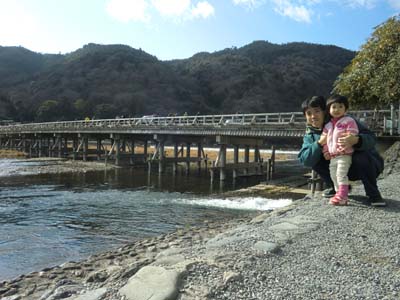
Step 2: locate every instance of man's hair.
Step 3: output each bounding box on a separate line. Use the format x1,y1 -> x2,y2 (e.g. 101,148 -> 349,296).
301,96 -> 326,115
326,94 -> 349,111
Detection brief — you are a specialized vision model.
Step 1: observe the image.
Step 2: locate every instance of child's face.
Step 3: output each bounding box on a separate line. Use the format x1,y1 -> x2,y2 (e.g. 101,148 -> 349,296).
305,106 -> 325,129
329,102 -> 347,118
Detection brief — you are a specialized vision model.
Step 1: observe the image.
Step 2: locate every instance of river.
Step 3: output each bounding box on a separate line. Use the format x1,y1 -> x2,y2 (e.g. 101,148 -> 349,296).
0,158 -> 295,281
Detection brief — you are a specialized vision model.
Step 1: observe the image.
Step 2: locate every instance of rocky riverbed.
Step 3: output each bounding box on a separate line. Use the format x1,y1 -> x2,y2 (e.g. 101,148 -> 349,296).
1,142 -> 400,300
0,156 -> 116,177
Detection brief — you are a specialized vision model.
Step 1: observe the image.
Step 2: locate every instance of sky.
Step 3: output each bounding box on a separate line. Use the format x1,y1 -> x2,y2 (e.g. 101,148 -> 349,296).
0,0 -> 399,60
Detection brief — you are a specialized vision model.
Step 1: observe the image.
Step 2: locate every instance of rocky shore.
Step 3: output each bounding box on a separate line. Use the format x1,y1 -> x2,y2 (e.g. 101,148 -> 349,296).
1,143 -> 400,300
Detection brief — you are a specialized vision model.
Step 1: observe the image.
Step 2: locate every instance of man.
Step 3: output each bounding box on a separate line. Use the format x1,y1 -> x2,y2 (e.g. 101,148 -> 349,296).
298,95 -> 386,206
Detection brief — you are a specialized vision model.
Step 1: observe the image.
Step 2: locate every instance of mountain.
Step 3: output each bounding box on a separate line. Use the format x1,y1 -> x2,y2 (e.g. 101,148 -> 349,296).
0,42 -> 355,122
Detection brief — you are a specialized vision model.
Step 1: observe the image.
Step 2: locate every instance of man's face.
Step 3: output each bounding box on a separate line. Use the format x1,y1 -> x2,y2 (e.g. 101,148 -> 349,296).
304,107 -> 324,129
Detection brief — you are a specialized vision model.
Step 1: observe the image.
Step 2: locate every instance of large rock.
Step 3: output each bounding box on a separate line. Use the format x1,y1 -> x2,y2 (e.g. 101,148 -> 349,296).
253,241 -> 280,253
70,288 -> 108,300
382,141 -> 400,177
119,266 -> 181,300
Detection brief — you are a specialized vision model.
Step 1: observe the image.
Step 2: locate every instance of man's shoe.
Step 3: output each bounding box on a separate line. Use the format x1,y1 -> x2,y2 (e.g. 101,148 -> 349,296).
369,195 -> 387,207
323,187 -> 336,198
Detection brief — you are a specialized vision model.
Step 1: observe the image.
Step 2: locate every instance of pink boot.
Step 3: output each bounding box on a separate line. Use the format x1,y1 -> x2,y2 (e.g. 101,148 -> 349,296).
329,185 -> 349,206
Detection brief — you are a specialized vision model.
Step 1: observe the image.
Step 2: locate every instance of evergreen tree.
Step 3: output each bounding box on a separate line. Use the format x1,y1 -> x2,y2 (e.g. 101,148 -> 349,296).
333,15 -> 400,108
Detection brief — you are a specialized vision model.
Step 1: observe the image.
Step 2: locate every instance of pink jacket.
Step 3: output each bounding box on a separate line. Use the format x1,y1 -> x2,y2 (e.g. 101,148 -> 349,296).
323,116 -> 359,156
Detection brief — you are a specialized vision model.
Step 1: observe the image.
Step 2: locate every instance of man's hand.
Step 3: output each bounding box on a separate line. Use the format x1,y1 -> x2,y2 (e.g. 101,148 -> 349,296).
318,133 -> 327,146
338,133 -> 359,150
323,151 -> 331,160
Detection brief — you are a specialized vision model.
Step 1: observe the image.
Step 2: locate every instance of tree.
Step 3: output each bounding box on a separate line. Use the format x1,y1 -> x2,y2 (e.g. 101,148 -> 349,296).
36,100 -> 60,121
93,103 -> 118,119
73,98 -> 91,118
333,15 -> 400,108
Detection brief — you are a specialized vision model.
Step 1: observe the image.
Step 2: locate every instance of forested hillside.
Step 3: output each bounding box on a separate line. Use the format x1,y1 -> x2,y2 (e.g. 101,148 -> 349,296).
0,42 -> 354,122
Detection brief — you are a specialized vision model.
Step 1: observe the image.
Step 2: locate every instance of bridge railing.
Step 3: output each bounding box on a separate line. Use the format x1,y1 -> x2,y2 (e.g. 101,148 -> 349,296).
0,112 -> 307,133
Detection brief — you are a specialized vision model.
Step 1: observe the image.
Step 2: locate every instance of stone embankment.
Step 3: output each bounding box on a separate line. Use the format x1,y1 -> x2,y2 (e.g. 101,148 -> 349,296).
1,142 -> 400,300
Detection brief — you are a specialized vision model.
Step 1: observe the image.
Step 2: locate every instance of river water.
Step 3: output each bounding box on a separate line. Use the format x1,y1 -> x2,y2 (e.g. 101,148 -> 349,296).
0,158 -> 295,281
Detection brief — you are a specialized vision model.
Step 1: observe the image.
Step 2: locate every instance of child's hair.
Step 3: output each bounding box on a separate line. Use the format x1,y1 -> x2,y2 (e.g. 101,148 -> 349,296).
301,96 -> 326,115
326,95 -> 349,111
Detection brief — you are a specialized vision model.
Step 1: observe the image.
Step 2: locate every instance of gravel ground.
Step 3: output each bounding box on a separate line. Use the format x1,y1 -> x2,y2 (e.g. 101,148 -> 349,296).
175,142 -> 400,300
172,170 -> 400,300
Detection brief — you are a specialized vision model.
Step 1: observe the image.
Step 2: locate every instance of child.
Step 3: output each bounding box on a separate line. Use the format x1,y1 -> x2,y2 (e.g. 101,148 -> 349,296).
321,95 -> 359,206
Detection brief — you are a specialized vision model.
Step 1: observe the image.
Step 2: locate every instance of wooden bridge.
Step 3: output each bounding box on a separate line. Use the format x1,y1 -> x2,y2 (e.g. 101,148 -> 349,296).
0,108 -> 399,181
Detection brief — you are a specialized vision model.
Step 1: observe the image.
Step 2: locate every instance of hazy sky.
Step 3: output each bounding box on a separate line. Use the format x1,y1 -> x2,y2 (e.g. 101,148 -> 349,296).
0,0 -> 399,60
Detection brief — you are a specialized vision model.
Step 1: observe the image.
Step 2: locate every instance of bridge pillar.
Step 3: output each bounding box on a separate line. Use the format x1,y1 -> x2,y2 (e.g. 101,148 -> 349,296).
22,136 -> 28,154
271,145 -> 276,174
72,137 -> 78,160
130,139 -> 135,165
48,137 -> 53,157
173,142 -> 179,174
82,136 -> 88,161
185,143 -> 191,174
254,145 -> 260,174
36,138 -> 41,157
51,136 -> 56,157
63,137 -> 68,158
158,140 -> 165,174
233,145 -> 239,179
219,144 -> 227,181
143,140 -> 148,161
197,143 -> 202,173
121,139 -> 126,153
29,138 -> 34,158
244,145 -> 250,175
49,137 -> 53,157
58,136 -> 63,158
115,138 -> 121,166
96,138 -> 102,161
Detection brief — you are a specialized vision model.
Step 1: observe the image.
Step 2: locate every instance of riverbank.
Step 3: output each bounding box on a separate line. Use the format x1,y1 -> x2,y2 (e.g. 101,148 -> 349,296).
1,143 -> 399,299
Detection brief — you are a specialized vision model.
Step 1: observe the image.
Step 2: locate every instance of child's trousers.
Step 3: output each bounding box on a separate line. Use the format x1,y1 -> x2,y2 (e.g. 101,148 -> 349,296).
329,155 -> 352,192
